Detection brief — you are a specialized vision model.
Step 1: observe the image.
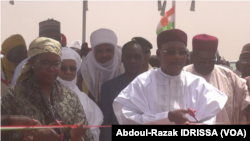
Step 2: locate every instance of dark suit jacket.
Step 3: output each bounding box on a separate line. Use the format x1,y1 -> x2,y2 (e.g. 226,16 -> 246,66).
99,73 -> 130,141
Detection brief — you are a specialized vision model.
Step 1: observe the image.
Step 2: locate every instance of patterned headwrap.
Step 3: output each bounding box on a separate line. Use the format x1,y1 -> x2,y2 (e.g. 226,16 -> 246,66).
16,37 -> 62,83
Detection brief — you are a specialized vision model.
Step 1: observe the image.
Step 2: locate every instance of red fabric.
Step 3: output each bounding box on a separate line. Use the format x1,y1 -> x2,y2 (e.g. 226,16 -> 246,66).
61,33 -> 67,46
157,29 -> 187,48
89,48 -> 92,51
192,34 -> 218,51
1,78 -> 9,86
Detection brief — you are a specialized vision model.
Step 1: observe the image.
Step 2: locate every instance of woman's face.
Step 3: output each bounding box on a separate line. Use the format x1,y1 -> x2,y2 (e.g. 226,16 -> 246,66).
58,59 -> 77,81
31,52 -> 61,85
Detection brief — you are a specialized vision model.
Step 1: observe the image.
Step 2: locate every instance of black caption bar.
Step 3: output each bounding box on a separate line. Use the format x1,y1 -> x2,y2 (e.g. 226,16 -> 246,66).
112,125 -> 248,140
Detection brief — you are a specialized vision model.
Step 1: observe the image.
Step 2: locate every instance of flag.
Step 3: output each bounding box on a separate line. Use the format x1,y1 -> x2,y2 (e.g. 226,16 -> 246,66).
156,6 -> 175,35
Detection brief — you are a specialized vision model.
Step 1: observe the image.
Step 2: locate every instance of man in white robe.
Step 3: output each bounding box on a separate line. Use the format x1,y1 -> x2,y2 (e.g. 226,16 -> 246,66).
113,29 -> 228,125
184,34 -> 250,124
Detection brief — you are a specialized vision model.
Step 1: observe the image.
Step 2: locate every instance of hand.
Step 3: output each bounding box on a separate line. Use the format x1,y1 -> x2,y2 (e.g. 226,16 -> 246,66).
9,116 -> 41,126
30,128 -> 61,141
168,109 -> 191,125
21,130 -> 35,141
49,121 -> 63,125
70,124 -> 87,140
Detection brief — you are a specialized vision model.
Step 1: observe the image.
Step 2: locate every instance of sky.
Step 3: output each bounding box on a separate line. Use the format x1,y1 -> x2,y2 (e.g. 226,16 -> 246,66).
1,0 -> 250,61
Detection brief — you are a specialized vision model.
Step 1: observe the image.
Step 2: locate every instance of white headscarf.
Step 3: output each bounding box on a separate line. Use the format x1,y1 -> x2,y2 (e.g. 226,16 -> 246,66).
70,40 -> 82,50
80,28 -> 124,98
57,47 -> 103,141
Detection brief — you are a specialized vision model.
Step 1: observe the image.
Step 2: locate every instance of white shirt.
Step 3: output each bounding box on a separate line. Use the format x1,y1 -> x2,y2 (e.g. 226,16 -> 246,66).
113,68 -> 228,125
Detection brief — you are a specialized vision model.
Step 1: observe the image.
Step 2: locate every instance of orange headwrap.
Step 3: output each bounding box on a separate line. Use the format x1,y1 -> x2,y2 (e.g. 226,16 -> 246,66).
1,34 -> 26,83
1,34 -> 26,55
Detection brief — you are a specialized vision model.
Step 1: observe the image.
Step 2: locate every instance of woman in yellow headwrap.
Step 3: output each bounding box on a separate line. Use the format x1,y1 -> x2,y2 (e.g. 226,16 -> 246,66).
1,34 -> 27,84
1,37 -> 94,141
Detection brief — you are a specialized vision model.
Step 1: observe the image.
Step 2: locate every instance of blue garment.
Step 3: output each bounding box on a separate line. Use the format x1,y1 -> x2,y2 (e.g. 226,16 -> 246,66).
77,68 -> 81,77
99,73 -> 130,141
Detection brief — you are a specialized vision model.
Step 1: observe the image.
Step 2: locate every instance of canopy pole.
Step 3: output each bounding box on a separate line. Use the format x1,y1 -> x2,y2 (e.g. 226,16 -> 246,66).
172,0 -> 176,28
82,0 -> 87,43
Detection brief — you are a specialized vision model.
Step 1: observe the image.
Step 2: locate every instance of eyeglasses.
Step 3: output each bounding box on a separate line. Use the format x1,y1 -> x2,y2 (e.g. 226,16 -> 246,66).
240,59 -> 250,64
198,59 -> 217,64
36,60 -> 62,69
161,49 -> 188,56
61,66 -> 77,72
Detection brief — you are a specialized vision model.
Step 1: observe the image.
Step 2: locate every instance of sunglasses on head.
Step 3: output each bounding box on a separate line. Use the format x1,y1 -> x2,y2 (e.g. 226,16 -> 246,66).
61,66 -> 77,72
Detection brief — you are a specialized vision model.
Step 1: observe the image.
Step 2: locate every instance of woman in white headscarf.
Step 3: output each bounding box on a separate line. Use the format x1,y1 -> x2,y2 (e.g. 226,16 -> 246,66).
57,47 -> 103,141
80,28 -> 124,102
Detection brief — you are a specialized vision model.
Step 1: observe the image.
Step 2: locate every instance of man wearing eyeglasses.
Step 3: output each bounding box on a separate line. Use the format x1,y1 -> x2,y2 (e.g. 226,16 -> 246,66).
113,29 -> 227,125
132,37 -> 154,72
184,34 -> 250,124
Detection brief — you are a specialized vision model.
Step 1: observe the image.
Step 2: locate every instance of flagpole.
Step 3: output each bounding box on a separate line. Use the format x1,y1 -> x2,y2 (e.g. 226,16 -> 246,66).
172,0 -> 176,28
82,0 -> 87,43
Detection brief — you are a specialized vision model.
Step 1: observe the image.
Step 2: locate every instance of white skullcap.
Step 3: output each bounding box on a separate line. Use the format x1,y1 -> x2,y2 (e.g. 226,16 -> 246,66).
70,40 -> 82,50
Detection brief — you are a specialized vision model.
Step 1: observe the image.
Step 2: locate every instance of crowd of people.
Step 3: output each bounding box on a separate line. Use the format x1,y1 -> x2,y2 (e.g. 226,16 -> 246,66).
1,18 -> 250,141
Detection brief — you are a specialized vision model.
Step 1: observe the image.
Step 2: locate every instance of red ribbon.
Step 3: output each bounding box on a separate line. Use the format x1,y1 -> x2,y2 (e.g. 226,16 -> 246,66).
1,78 -> 10,86
1,125 -> 112,129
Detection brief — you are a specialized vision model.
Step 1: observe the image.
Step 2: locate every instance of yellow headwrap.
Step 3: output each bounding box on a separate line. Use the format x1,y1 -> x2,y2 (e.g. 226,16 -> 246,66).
1,34 -> 26,84
16,37 -> 62,83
